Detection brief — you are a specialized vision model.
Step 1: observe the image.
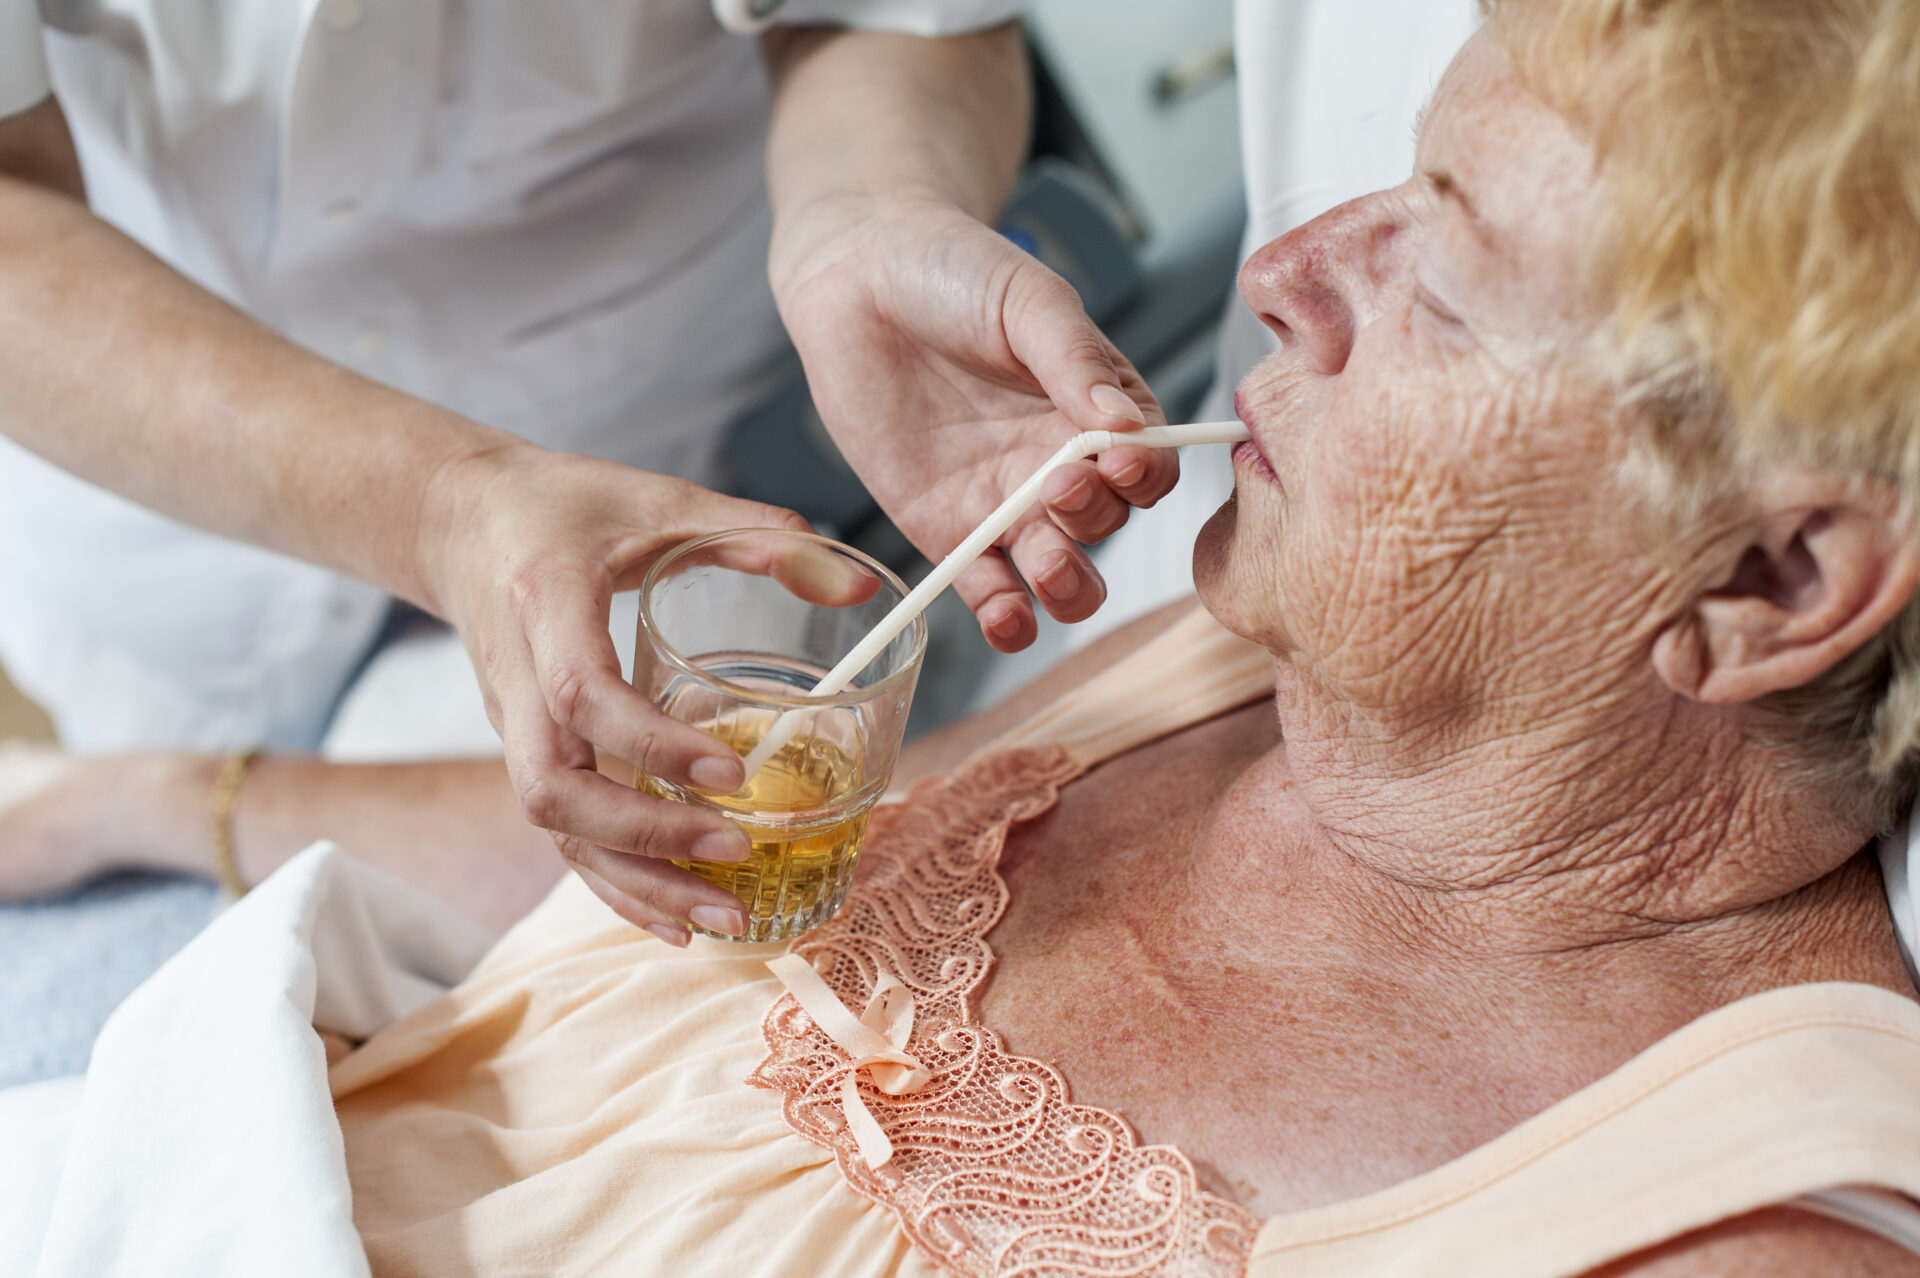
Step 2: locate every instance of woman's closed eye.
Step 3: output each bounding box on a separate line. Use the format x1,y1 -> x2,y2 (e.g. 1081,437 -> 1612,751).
1411,280 -> 1482,355
1415,282 -> 1463,326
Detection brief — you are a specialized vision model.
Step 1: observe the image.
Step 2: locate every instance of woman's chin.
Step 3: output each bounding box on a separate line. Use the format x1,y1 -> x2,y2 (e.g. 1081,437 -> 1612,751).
1192,496 -> 1247,624
1192,491 -> 1291,655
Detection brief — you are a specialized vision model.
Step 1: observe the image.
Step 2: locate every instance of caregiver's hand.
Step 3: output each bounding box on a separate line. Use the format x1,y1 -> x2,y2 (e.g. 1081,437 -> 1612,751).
773,195 -> 1177,653
416,441 -> 808,936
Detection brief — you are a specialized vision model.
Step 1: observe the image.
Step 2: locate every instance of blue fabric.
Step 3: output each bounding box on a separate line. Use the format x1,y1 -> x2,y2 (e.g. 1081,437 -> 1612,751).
0,873 -> 220,1087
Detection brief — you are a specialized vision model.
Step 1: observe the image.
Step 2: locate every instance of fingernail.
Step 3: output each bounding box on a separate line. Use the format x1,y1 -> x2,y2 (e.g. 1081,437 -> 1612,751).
1052,475 -> 1095,513
689,755 -> 743,792
985,605 -> 1022,640
645,923 -> 690,947
690,905 -> 746,935
1037,554 -> 1080,602
1090,384 -> 1145,426
692,828 -> 752,862
1110,458 -> 1147,487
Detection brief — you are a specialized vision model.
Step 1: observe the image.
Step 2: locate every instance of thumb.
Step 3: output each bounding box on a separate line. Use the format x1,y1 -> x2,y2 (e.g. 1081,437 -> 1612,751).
656,478 -> 812,541
1001,264 -> 1163,435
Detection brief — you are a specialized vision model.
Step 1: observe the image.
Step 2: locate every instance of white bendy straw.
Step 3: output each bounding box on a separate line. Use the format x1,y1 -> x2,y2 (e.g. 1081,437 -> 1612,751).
735,420 -> 1253,781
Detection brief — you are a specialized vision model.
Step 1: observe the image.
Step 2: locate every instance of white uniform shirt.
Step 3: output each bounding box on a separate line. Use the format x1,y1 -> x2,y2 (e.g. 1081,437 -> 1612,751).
0,0 -> 1021,752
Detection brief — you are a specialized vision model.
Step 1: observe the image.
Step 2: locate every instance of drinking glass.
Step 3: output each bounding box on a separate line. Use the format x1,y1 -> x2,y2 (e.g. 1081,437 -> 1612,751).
633,528 -> 925,941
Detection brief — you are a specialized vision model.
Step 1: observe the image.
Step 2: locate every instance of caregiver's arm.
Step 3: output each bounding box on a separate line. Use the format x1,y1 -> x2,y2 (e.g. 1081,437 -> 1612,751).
762,25 -> 1179,653
0,97 -> 496,614
0,751 -> 561,934
0,97 -> 802,931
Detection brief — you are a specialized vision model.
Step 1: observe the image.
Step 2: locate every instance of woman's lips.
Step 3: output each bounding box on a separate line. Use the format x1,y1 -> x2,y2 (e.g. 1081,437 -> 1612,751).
1233,438 -> 1280,485
1231,385 -> 1282,486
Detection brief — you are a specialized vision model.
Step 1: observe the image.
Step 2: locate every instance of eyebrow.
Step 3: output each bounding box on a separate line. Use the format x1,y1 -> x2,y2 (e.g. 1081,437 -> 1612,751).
1425,167 -> 1500,252
1410,77 -> 1444,147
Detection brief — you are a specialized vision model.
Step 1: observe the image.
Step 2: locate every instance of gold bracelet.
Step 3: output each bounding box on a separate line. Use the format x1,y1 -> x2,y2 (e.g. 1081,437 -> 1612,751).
208,748 -> 261,898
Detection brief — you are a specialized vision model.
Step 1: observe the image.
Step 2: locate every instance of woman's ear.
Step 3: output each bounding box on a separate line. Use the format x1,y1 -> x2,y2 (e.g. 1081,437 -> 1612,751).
1652,474 -> 1920,705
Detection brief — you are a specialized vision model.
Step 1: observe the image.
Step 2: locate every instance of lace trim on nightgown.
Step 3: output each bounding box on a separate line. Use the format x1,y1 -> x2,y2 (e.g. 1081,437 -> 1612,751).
750,745 -> 1260,1278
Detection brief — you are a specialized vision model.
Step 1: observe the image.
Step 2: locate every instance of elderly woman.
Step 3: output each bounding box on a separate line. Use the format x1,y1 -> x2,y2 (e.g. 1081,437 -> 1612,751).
22,1 -> 1920,1274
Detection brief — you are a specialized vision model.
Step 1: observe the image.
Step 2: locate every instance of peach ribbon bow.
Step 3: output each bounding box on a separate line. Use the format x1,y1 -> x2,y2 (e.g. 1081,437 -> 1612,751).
767,952 -> 933,1169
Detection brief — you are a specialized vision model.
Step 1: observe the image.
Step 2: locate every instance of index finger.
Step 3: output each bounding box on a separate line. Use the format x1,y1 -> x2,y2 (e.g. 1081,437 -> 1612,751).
1093,443 -> 1179,510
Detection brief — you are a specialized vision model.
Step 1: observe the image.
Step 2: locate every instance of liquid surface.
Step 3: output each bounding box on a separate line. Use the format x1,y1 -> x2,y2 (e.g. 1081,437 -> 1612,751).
641,709 -> 874,942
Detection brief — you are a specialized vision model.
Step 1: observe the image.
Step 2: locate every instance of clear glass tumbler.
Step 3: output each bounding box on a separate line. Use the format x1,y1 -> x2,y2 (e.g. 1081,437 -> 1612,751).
633,528 -> 926,942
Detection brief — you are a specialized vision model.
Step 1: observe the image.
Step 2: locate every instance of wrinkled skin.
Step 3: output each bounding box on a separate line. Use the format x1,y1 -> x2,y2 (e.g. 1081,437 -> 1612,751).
1191,34 -> 1743,916
1200,34 -> 1630,721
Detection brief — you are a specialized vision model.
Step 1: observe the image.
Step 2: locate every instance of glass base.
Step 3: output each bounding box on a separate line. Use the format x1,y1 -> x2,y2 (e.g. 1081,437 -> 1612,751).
690,865 -> 859,943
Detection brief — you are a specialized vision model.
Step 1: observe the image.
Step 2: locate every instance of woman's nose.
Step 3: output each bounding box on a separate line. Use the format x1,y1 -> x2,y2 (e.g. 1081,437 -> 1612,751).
1238,191 -> 1410,376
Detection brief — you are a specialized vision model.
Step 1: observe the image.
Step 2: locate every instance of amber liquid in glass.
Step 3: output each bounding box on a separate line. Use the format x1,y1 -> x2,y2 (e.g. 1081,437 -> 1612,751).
641,708 -> 872,942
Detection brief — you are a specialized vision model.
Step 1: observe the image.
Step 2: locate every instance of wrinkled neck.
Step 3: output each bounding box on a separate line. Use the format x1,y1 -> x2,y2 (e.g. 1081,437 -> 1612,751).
1186,655 -> 1894,973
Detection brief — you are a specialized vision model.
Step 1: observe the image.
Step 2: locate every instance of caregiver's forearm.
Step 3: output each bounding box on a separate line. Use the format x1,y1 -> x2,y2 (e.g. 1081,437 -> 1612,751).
230,757 -> 562,931
0,96 -> 510,613
761,22 -> 1031,287
158,755 -> 559,932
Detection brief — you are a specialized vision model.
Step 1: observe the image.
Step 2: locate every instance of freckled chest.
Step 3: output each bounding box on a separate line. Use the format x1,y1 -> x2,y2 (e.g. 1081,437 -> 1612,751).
972,706 -> 1325,1208
972,704 -> 1543,1215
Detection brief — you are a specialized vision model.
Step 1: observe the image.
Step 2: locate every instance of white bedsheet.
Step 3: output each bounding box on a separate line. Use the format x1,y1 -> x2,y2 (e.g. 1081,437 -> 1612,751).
4,843 -> 493,1278
0,1076 -> 82,1277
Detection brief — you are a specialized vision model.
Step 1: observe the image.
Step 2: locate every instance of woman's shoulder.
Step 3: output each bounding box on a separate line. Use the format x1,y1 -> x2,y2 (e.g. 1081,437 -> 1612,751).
1252,981 -> 1920,1276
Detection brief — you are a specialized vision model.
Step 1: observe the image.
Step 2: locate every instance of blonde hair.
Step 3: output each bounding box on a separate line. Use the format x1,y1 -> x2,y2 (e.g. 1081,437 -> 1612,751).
1487,0 -> 1920,825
